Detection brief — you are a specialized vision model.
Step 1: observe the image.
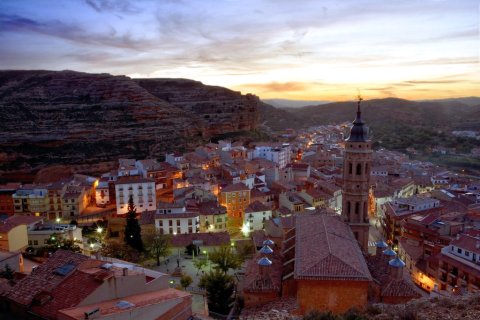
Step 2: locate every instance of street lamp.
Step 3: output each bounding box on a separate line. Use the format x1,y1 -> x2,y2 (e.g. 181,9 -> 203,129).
96,227 -> 103,234
56,218 -> 60,224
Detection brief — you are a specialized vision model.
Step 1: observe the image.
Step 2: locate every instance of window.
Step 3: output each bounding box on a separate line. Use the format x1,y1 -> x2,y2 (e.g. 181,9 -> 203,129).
177,227 -> 181,234
159,220 -> 163,227
457,248 -> 462,254
34,240 -> 38,245
28,240 -> 32,245
365,163 -> 369,174
356,163 -> 362,175
177,220 -> 180,226
465,251 -> 470,257
349,163 -> 353,174
347,201 -> 351,214
188,227 -> 192,233
169,220 -> 173,226
355,202 -> 360,214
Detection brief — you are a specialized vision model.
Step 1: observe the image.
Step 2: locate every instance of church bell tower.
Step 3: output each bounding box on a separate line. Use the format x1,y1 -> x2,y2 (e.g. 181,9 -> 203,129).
342,96 -> 372,252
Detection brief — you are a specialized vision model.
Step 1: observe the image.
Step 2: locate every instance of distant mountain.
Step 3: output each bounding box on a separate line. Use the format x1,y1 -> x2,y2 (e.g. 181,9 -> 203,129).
262,98 -> 330,108
263,97 -> 480,151
418,96 -> 480,107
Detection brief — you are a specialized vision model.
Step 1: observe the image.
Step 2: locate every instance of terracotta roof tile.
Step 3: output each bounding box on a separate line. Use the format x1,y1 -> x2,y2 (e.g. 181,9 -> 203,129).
294,215 -> 371,281
30,269 -> 103,319
170,232 -> 230,247
4,250 -> 89,306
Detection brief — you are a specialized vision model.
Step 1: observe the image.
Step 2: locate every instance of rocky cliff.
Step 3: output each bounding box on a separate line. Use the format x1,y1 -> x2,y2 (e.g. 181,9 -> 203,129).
135,78 -> 259,137
0,70 -> 260,181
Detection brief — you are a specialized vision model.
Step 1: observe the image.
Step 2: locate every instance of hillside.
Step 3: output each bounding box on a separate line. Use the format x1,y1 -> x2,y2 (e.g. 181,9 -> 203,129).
0,70 -> 260,181
265,97 -> 480,151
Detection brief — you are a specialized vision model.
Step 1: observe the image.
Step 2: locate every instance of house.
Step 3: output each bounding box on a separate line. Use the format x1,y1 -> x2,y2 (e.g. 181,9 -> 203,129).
95,177 -> 111,206
0,183 -> 20,216
12,186 -> 49,217
114,176 -> 156,215
219,183 -> 251,224
197,201 -> 228,232
154,204 -> 199,235
27,223 -> 83,251
244,201 -> 272,232
0,250 -> 192,320
0,251 -> 23,273
253,143 -> 291,169
435,233 -> 480,294
0,216 -> 43,252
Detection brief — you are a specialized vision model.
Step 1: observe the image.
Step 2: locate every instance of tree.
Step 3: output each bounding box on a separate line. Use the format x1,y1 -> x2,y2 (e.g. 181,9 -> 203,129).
199,270 -> 235,315
209,245 -> 243,274
144,230 -> 171,266
124,195 -> 143,252
185,243 -> 200,256
193,257 -> 208,275
180,274 -> 193,290
45,233 -> 82,253
100,240 -> 140,262
0,264 -> 15,280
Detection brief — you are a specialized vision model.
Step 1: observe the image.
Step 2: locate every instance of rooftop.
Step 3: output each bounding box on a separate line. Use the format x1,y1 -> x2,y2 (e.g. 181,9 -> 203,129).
294,214 -> 371,281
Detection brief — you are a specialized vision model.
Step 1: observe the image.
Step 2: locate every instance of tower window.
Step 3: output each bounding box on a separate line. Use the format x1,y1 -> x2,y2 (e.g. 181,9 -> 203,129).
364,202 -> 367,217
365,163 -> 369,174
356,163 -> 362,175
355,202 -> 360,214
347,201 -> 351,214
349,163 -> 353,174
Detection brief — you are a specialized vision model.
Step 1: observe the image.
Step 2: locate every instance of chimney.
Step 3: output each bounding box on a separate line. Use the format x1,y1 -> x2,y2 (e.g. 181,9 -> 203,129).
122,268 -> 128,276
388,257 -> 406,280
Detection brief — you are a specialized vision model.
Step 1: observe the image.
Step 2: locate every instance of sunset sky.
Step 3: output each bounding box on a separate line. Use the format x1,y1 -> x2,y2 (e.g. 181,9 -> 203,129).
1,0 -> 479,101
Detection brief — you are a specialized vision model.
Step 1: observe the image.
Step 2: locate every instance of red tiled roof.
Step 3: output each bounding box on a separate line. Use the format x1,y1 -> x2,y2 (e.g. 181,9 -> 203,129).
450,234 -> 480,254
245,201 -> 270,213
294,215 -> 371,281
381,278 -> 422,298
198,201 -> 226,216
221,183 -> 250,193
58,288 -> 191,319
170,232 -> 230,247
0,215 -> 43,233
115,176 -> 155,185
4,250 -> 89,306
30,269 -> 103,319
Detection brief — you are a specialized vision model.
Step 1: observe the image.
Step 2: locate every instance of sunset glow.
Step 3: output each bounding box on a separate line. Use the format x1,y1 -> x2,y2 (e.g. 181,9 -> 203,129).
1,0 -> 478,100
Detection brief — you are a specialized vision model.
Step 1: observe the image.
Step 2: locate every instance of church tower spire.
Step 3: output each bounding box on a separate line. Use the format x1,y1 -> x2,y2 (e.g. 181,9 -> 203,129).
342,95 -> 372,252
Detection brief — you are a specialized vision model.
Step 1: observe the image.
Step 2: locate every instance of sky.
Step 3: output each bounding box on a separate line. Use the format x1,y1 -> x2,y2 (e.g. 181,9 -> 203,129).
0,0 -> 479,101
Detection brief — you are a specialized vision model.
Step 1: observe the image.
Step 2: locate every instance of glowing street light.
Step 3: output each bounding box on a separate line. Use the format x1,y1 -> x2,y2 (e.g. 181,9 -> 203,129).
96,227 -> 103,233
56,218 -> 60,223
241,222 -> 250,237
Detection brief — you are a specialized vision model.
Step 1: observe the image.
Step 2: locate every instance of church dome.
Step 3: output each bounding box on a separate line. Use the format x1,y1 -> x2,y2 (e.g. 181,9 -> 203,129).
383,248 -> 396,257
346,98 -> 369,142
389,257 -> 406,268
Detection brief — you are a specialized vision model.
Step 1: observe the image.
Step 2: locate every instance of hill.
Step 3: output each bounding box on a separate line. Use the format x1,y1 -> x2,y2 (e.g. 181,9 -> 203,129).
0,70 -> 260,181
265,97 -> 480,151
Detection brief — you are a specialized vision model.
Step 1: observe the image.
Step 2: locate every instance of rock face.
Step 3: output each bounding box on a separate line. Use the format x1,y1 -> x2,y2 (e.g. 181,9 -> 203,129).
135,78 -> 259,137
0,70 -> 260,180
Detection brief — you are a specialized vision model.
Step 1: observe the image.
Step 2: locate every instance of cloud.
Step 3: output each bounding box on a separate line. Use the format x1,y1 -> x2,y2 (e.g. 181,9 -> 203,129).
239,82 -> 312,93
0,13 -> 151,50
83,0 -> 142,15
